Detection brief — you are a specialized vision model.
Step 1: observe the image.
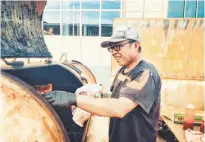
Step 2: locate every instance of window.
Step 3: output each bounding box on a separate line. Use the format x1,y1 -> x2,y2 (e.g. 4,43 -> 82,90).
43,11 -> 60,35
185,1 -> 197,17
197,1 -> 204,18
102,0 -> 121,9
82,1 -> 100,9
43,0 -> 122,36
167,0 -> 204,18
62,12 -> 80,36
82,12 -> 99,36
101,12 -> 120,37
45,1 -> 60,9
62,0 -> 80,10
168,0 -> 185,18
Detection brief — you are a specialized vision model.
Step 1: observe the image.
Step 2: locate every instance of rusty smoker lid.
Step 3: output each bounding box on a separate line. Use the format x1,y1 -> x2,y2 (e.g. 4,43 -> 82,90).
1,1 -> 52,58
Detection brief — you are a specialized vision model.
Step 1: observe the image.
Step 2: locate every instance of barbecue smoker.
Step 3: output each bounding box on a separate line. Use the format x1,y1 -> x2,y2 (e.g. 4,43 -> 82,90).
1,1 -> 108,142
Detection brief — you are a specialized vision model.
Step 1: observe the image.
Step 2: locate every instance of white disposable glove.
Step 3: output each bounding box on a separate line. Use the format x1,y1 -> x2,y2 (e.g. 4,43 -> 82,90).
72,84 -> 103,127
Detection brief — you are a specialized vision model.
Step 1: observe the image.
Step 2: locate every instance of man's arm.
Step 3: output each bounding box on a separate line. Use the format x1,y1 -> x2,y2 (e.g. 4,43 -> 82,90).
43,70 -> 154,117
43,90 -> 137,118
76,95 -> 137,118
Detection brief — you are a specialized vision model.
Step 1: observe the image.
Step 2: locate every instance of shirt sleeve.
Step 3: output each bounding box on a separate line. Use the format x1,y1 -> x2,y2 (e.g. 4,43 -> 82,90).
119,69 -> 157,114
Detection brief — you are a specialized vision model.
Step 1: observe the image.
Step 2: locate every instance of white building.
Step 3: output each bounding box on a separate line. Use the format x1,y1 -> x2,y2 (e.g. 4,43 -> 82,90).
43,0 -> 204,90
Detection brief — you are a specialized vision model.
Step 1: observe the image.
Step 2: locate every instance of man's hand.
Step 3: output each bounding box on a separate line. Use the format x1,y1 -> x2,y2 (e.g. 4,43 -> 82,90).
43,91 -> 76,107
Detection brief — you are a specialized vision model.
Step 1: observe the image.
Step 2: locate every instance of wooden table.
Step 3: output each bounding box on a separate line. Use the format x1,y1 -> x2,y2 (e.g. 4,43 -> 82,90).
160,115 -> 200,142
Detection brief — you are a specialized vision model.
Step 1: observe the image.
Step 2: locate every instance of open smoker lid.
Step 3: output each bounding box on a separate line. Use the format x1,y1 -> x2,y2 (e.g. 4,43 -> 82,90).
1,1 -> 52,58
1,71 -> 70,142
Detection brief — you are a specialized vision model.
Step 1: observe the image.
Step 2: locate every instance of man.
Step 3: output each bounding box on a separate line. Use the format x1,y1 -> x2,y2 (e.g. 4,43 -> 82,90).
44,26 -> 161,142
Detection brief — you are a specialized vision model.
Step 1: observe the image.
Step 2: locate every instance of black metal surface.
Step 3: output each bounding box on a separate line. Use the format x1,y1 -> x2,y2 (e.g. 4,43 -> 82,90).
2,63 -> 87,142
2,64 -> 83,91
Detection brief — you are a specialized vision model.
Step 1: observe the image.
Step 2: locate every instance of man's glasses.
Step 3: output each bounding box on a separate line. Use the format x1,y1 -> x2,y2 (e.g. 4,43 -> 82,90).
107,40 -> 136,52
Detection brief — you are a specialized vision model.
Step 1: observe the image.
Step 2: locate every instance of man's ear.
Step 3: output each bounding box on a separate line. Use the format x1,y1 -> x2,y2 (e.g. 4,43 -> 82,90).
135,42 -> 140,52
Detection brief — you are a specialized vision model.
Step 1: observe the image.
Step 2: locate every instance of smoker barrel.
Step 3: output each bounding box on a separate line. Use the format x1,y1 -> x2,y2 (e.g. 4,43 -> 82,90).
1,71 -> 70,142
2,61 -> 97,142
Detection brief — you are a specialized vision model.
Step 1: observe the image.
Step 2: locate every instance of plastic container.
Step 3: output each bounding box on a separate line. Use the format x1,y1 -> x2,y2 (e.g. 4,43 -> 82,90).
183,104 -> 196,130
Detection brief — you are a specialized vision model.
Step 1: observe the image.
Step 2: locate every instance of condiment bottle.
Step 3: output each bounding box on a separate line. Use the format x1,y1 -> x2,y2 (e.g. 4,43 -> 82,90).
183,104 -> 195,130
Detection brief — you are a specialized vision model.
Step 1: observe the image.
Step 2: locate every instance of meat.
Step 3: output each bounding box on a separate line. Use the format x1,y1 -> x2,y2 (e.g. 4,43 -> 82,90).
33,84 -> 52,95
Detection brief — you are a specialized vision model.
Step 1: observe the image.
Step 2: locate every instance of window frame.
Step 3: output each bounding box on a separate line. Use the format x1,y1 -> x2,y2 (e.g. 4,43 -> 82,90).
43,0 -> 122,37
42,10 -> 61,35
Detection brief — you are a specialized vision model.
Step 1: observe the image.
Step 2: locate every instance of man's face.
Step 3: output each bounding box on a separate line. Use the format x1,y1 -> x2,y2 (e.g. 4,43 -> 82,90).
109,40 -> 140,67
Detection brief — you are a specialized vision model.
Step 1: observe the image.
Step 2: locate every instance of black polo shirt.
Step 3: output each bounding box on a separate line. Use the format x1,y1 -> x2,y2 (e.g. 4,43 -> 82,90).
109,60 -> 161,142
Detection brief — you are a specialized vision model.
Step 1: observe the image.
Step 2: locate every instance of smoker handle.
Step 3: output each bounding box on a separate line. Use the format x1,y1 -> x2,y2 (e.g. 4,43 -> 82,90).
63,63 -> 88,84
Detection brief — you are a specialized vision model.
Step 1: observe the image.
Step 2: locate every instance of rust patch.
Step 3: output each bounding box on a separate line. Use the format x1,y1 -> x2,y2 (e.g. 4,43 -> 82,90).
12,93 -> 16,99
192,20 -> 198,30
174,19 -> 178,29
199,19 -> 204,27
163,19 -> 169,38
184,19 -> 189,30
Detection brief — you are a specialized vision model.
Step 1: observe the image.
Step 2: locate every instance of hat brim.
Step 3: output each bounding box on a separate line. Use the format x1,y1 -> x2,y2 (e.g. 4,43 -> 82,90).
101,38 -> 126,48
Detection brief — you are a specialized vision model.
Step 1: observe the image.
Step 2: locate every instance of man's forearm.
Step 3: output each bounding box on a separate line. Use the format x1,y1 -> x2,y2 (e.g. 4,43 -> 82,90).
76,95 -> 124,118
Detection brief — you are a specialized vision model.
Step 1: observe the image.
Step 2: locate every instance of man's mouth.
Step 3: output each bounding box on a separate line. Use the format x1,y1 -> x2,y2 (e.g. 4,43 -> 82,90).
114,56 -> 121,61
